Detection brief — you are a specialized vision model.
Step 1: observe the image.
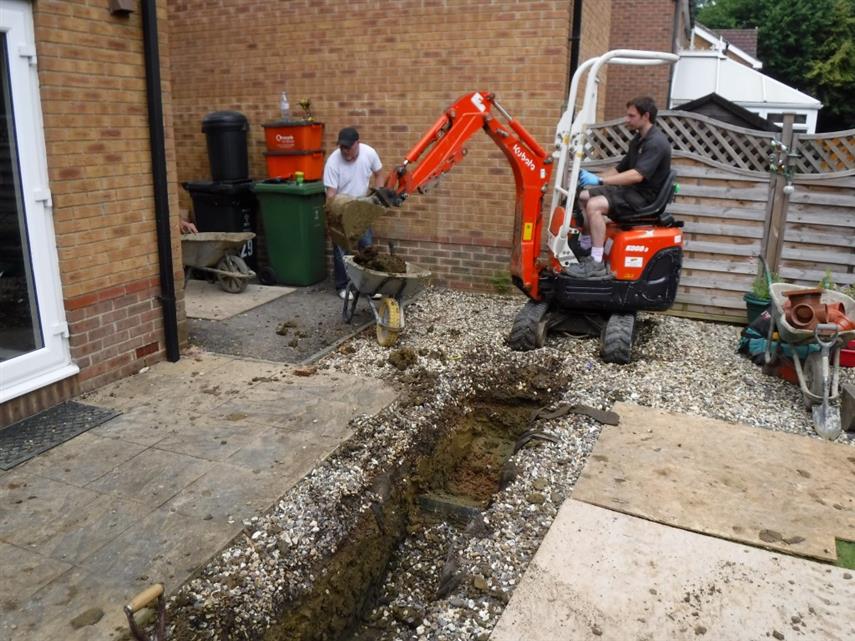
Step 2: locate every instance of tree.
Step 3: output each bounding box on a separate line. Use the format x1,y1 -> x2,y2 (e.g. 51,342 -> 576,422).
695,0 -> 855,131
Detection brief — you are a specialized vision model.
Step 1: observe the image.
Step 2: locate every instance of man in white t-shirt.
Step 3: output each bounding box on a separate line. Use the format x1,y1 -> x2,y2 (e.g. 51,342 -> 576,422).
323,127 -> 384,299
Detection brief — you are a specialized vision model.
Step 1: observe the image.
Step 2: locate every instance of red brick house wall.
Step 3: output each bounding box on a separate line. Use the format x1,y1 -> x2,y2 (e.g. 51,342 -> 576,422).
1,0 -> 184,425
603,0 -> 690,120
168,0 -> 614,291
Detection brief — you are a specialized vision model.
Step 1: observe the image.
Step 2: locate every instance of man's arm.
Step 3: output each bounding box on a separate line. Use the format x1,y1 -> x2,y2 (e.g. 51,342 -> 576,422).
601,168 -> 643,186
372,170 -> 384,189
325,186 -> 337,200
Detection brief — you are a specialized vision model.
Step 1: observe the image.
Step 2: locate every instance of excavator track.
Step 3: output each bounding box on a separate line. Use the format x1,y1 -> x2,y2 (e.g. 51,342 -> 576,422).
509,301 -> 550,351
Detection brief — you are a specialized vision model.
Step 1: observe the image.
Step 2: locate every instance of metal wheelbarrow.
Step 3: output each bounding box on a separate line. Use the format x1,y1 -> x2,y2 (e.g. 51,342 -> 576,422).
342,254 -> 431,346
763,279 -> 855,440
181,231 -> 255,293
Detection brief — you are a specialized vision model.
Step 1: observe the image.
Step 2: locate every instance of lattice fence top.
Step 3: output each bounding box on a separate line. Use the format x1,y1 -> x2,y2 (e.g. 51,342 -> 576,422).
585,112 -> 855,178
792,129 -> 855,177
584,111 -> 777,176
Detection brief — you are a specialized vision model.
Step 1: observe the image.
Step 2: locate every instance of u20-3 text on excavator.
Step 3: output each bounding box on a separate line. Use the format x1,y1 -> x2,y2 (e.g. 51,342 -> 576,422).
377,50 -> 683,363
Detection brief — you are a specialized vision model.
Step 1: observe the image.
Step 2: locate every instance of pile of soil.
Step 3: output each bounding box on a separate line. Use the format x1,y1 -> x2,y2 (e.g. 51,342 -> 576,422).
327,194 -> 387,251
353,246 -> 407,274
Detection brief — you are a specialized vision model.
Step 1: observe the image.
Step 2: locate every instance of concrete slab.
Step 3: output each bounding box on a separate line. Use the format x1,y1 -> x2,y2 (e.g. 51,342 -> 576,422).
491,500 -> 855,641
85,448 -> 213,509
573,402 -> 855,562
16,432 -> 148,486
0,541 -> 71,603
184,279 -> 295,320
0,472 -> 102,547
2,352 -> 396,641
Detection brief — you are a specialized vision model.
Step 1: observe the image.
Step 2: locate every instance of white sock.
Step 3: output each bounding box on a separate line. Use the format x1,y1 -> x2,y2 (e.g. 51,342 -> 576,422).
591,247 -> 604,263
579,234 -> 592,250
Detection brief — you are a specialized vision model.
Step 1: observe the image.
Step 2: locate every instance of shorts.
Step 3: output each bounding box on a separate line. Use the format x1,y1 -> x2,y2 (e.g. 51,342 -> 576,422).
587,185 -> 654,221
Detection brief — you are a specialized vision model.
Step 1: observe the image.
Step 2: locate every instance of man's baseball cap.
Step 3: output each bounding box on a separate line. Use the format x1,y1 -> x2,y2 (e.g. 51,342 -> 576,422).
337,127 -> 359,147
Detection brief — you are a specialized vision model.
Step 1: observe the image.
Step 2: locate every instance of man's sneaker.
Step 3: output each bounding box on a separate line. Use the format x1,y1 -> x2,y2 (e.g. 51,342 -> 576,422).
338,289 -> 354,301
565,258 -> 612,280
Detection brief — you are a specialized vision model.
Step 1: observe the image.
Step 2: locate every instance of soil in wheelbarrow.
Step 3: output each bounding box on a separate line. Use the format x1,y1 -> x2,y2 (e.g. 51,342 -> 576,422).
353,245 -> 407,274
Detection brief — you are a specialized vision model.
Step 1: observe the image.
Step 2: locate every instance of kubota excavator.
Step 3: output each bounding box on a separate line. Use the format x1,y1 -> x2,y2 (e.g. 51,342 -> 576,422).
376,50 -> 683,363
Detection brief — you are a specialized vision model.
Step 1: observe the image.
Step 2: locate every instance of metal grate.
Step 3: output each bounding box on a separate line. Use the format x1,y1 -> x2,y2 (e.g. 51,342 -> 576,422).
0,401 -> 120,470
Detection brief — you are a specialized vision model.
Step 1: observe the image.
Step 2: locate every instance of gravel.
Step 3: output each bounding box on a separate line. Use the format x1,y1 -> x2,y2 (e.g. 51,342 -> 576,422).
167,287 -> 854,641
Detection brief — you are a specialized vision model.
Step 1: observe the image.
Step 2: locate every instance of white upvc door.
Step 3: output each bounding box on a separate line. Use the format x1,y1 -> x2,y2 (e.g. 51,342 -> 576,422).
0,0 -> 77,403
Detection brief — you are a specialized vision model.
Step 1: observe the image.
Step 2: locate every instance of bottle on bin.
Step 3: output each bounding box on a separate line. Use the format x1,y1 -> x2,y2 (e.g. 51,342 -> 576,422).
279,91 -> 291,121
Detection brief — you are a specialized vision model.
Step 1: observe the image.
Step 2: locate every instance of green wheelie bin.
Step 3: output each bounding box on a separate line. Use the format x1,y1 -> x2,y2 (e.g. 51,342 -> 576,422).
253,181 -> 326,286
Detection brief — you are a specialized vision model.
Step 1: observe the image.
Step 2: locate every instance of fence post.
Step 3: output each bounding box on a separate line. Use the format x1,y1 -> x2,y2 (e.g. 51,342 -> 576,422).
761,113 -> 796,272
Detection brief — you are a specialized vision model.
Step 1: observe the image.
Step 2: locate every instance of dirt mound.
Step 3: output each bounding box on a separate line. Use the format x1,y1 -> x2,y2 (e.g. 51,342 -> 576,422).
353,245 -> 407,274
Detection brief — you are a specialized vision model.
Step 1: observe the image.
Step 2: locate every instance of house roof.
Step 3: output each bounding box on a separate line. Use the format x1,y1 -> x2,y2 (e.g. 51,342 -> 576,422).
675,93 -> 780,131
671,52 -> 822,111
713,28 -> 758,58
692,22 -> 762,70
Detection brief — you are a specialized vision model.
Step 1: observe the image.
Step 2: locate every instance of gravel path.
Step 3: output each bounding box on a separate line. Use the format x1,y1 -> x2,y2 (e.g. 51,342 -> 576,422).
168,288 -> 854,641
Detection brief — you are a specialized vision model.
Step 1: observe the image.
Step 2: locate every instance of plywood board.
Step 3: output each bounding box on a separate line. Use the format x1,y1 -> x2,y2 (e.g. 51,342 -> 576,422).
490,501 -> 855,641
184,279 -> 294,320
572,403 -> 855,562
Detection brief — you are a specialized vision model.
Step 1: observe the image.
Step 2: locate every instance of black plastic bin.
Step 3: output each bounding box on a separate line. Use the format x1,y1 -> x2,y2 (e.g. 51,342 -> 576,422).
201,111 -> 249,182
182,179 -> 258,271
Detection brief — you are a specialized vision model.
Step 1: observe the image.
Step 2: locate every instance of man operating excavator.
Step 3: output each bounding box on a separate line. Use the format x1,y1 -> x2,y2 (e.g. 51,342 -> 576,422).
569,96 -> 672,280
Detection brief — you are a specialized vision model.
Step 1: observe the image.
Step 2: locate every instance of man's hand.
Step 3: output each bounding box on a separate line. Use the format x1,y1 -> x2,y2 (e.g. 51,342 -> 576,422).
579,169 -> 602,187
180,219 -> 198,234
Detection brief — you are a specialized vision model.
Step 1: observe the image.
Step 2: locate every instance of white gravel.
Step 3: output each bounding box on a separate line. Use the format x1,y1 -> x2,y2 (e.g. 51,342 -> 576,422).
167,287 -> 854,641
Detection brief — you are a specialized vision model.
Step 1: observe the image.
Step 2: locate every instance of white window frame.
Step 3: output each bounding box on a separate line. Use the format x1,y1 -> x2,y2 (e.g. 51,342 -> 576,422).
0,0 -> 77,403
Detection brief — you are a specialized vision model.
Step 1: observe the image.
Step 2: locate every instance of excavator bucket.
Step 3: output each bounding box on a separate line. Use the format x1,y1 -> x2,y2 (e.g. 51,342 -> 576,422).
326,191 -> 391,251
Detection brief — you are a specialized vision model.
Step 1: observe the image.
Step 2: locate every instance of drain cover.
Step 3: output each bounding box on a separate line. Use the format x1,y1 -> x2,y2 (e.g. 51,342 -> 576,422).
0,401 -> 120,470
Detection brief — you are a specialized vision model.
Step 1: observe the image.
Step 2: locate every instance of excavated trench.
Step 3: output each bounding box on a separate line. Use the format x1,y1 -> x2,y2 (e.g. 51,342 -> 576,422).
263,397 -> 542,641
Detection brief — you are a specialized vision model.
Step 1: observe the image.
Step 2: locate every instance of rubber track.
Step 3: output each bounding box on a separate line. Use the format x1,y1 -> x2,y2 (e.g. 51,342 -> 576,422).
600,313 -> 635,364
509,301 -> 549,351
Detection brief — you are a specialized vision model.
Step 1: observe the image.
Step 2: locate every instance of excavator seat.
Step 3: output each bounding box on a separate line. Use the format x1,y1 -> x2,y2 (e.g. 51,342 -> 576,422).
617,169 -> 680,228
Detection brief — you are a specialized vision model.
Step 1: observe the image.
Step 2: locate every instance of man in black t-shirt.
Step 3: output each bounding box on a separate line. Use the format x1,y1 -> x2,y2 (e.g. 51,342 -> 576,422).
567,96 -> 672,279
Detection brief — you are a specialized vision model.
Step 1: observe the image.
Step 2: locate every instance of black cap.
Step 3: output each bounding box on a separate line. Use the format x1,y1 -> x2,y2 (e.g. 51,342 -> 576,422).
337,127 -> 359,147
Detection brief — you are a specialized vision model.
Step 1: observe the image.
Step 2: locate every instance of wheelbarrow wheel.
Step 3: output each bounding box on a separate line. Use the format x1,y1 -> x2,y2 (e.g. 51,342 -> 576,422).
217,255 -> 249,294
376,297 -> 402,347
802,351 -> 825,409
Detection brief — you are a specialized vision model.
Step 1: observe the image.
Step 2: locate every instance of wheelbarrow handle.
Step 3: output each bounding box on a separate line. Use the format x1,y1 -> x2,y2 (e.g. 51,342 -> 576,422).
125,583 -> 164,614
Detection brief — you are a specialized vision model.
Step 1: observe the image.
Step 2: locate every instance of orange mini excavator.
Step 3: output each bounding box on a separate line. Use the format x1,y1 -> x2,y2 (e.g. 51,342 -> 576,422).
376,50 -> 682,363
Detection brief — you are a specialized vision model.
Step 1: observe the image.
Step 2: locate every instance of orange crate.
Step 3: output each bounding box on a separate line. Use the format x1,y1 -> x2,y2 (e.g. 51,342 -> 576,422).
263,121 -> 324,151
264,149 -> 325,181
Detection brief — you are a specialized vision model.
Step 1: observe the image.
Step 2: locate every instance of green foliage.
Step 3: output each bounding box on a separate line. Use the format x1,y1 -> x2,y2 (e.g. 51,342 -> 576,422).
750,269 -> 780,300
695,0 -> 855,131
489,271 -> 512,295
818,268 -> 836,290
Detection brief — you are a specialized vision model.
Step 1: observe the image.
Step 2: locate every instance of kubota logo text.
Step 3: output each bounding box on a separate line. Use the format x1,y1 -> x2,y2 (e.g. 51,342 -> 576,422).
626,244 -> 649,253
513,144 -> 536,171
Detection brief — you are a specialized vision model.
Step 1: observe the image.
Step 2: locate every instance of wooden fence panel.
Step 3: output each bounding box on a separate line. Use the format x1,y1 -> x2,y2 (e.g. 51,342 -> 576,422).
585,112 -> 855,322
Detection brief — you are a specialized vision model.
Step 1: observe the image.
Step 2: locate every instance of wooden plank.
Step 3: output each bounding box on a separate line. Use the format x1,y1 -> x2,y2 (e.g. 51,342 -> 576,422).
787,206 -> 855,228
572,403 -> 855,562
778,265 -> 855,286
780,246 -> 855,267
672,164 -> 769,183
784,227 -> 855,248
789,189 -> 855,207
678,184 -> 771,202
676,290 -> 745,309
682,257 -> 758,275
683,221 -> 764,238
683,240 -> 760,256
679,274 -> 753,293
669,203 -> 767,222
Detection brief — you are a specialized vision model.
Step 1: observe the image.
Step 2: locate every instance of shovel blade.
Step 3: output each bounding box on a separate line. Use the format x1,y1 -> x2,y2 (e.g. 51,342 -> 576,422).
842,383 -> 855,432
812,403 -> 842,441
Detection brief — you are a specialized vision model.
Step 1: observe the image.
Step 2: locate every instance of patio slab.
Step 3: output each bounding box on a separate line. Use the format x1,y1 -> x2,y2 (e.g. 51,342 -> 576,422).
0,351 -> 396,641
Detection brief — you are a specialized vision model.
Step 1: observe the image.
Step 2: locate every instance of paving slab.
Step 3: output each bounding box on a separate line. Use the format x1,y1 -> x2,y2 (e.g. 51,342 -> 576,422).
491,500 -> 855,641
2,351 -> 396,641
184,279 -> 295,320
85,448 -> 214,509
573,402 -> 855,562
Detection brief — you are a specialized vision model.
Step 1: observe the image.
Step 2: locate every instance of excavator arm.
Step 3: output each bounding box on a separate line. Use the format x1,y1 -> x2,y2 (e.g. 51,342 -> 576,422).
381,92 -> 553,299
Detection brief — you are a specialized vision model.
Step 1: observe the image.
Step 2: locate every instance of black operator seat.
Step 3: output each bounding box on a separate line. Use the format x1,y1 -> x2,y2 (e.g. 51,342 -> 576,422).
618,169 -> 682,228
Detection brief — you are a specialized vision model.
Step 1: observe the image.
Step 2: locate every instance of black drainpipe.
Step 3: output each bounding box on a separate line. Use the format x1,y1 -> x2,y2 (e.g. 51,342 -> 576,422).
141,0 -> 180,362
566,0 -> 584,100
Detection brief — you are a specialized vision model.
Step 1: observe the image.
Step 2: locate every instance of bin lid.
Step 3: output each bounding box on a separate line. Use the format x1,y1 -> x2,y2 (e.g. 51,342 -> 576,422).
263,148 -> 325,157
202,111 -> 249,132
252,180 -> 326,195
182,179 -> 256,195
262,120 -> 324,128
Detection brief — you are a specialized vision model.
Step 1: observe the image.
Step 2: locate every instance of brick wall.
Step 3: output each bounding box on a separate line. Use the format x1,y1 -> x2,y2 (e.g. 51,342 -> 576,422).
33,0 -> 183,392
604,0 -> 679,119
168,1 -> 613,291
